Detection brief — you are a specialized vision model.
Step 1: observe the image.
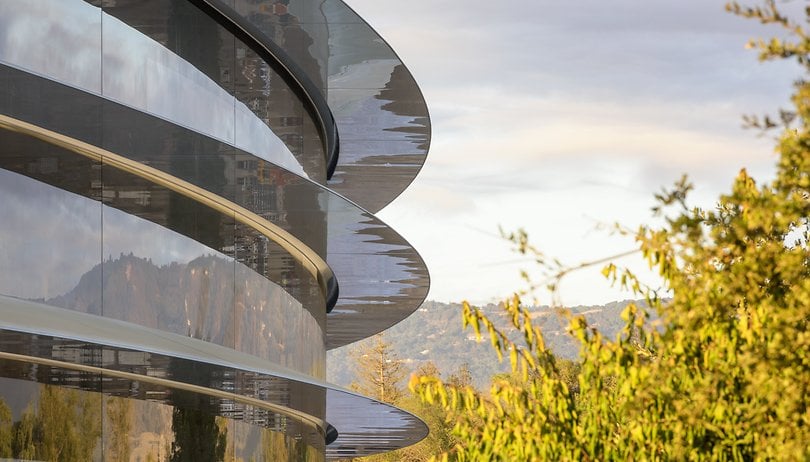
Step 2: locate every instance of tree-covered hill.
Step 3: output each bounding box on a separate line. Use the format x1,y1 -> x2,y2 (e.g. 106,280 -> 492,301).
327,299 -> 645,389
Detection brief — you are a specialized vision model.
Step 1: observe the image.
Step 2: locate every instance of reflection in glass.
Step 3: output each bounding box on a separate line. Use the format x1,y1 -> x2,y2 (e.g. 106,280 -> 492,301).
0,376 -> 323,462
0,166 -> 322,374
0,18 -> 430,351
231,0 -> 432,212
0,0 -> 101,93
0,378 -> 101,461
0,0 -> 307,175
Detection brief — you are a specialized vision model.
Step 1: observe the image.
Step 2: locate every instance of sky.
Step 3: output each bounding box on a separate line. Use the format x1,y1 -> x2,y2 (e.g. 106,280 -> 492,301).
354,0 -> 802,306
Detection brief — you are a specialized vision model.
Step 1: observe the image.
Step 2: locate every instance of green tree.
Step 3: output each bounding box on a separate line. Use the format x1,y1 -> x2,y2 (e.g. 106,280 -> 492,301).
357,362 -> 459,462
350,333 -> 408,405
8,385 -> 103,462
411,2 -> 810,460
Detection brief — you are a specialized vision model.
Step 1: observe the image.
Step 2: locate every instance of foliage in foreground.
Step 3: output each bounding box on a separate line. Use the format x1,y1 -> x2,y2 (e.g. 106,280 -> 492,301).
411,3 -> 810,460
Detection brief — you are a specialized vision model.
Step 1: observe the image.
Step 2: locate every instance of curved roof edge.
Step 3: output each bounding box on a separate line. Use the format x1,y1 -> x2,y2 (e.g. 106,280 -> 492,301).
326,207 -> 431,349
326,0 -> 432,213
224,0 -> 432,213
192,0 -> 340,178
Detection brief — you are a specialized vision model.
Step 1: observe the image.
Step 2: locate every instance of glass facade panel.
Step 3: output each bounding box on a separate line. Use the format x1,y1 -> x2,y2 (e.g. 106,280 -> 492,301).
0,373 -> 324,462
0,117 -> 102,313
0,0 -> 102,93
0,0 -> 433,457
0,136 -> 323,374
101,0 -> 322,178
229,0 -> 432,212
0,378 -> 103,461
0,0 -> 322,177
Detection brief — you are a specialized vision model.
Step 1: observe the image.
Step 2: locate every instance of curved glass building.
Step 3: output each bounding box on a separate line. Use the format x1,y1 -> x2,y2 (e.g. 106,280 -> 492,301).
0,0 -> 430,460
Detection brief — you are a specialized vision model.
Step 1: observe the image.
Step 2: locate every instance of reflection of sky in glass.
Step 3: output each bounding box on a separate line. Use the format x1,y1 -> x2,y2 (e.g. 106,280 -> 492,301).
327,59 -> 419,164
0,0 -> 305,176
325,388 -> 427,458
326,197 -> 416,302
102,204 -> 220,268
0,168 -> 203,299
0,169 -> 100,299
0,0 -> 101,92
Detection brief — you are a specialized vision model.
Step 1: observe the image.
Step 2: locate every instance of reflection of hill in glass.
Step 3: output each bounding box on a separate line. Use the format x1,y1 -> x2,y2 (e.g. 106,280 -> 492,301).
40,254 -> 319,371
46,253 -> 234,343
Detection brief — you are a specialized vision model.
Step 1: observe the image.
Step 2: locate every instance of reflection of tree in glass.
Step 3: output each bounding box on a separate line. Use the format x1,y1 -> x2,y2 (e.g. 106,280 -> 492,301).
106,396 -> 132,462
169,401 -> 227,462
38,385 -> 101,461
258,428 -> 313,462
167,355 -> 228,462
12,407 -> 36,460
0,385 -> 102,461
0,398 -> 11,457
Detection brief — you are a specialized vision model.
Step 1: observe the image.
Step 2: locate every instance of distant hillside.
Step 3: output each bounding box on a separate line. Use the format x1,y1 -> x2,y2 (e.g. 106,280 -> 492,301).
327,299 -> 649,389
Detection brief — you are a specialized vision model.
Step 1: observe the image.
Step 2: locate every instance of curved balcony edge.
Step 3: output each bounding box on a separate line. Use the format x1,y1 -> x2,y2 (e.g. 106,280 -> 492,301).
329,0 -> 433,213
190,0 -> 340,179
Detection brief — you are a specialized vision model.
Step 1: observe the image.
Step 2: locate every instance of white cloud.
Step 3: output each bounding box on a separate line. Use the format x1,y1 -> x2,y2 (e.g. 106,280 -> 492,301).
362,0 -> 799,305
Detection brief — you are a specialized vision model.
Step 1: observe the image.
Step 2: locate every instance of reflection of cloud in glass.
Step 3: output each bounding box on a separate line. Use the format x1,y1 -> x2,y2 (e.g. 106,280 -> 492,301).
0,169 -> 100,299
0,0 -> 305,176
102,206 -> 216,268
0,0 -> 101,92
326,200 -> 414,302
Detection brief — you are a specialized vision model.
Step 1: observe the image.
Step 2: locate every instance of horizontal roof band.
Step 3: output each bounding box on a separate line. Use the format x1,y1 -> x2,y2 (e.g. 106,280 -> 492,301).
0,113 -> 338,309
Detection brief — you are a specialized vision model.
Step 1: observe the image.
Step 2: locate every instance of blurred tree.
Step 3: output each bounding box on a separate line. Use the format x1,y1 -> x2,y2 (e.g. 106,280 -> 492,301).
446,363 -> 472,390
356,361 -> 460,462
350,333 -> 408,405
169,405 -> 227,462
3,385 -> 103,461
411,2 -> 810,460
416,361 -> 441,379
